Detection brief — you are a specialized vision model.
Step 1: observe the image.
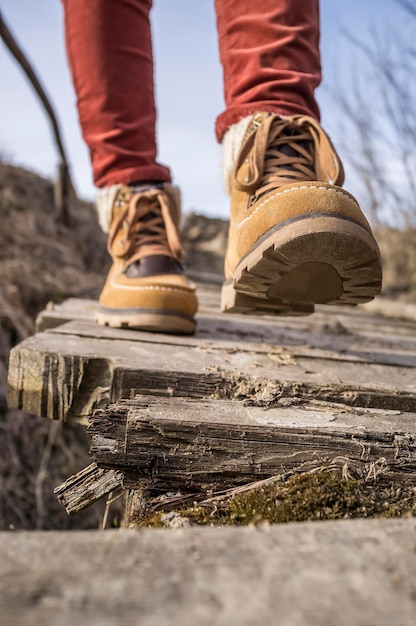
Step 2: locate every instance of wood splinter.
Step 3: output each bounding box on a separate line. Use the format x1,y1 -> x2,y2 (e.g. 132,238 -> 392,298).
54,462 -> 123,515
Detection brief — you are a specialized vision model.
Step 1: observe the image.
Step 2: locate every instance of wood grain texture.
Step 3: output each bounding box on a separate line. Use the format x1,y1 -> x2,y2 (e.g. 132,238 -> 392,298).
30,281 -> 416,508
8,284 -> 416,421
89,396 -> 416,492
54,462 -> 123,514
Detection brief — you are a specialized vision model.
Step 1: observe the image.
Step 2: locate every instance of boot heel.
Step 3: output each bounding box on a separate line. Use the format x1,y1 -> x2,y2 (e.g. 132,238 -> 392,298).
221,280 -> 314,316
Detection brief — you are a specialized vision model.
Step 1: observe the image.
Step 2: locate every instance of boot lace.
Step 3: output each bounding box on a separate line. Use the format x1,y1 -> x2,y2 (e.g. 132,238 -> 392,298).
108,188 -> 182,267
232,114 -> 345,202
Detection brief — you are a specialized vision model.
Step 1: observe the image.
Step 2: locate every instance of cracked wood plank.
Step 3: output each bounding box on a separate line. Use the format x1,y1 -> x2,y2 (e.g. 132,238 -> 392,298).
8,315 -> 416,421
54,462 -> 123,514
7,327 -> 416,421
8,281 -> 416,421
89,396 -> 416,492
36,296 -> 416,367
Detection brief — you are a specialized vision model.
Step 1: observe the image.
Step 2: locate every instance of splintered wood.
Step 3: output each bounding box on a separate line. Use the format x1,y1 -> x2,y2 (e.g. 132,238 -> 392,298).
54,463 -> 123,514
7,279 -> 416,511
89,396 -> 416,492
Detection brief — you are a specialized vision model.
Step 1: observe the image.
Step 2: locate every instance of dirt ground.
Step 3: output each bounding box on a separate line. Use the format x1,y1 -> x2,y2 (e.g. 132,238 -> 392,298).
1,162 -> 415,530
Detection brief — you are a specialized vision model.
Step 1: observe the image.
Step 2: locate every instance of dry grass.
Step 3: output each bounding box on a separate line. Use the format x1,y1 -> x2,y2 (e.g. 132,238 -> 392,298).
375,226 -> 416,298
0,162 -> 112,530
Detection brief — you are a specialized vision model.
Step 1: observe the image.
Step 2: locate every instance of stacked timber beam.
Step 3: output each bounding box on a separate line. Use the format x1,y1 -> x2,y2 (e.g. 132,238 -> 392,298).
7,276 -> 416,515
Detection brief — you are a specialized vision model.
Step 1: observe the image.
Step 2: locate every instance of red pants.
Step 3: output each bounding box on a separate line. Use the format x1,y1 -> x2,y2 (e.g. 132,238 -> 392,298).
62,0 -> 321,188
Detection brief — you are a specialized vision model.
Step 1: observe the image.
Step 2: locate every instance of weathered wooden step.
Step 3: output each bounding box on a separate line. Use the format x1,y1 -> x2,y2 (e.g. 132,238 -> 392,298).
3,520 -> 416,626
7,318 -> 416,421
56,391 -> 416,515
8,283 -> 416,421
88,395 -> 416,493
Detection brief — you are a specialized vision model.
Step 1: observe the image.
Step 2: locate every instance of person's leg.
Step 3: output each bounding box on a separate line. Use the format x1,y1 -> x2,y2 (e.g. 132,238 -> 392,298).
62,0 -> 170,188
62,0 -> 197,334
215,0 -> 382,316
215,0 -> 321,140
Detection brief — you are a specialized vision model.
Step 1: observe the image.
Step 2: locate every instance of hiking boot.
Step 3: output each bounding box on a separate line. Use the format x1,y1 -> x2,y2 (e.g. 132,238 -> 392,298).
221,113 -> 382,315
96,184 -> 198,334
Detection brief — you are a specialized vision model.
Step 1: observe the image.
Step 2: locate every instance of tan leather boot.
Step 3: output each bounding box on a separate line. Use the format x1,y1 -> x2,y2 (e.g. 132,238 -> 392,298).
96,184 -> 198,334
221,113 -> 382,315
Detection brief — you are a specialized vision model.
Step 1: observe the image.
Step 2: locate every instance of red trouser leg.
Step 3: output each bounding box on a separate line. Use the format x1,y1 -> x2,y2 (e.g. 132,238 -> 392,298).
214,0 -> 321,141
62,0 -> 171,188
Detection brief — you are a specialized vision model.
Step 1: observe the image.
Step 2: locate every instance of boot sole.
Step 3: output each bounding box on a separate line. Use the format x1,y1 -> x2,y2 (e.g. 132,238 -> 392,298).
221,283 -> 315,316
95,306 -> 196,335
221,214 -> 382,315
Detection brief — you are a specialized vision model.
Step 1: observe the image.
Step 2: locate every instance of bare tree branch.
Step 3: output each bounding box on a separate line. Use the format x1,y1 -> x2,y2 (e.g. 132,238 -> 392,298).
0,10 -> 76,224
334,3 -> 416,227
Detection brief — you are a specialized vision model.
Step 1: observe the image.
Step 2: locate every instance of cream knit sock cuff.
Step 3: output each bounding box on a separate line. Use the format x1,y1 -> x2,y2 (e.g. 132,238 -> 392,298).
221,115 -> 252,196
96,185 -> 123,233
96,183 -> 165,233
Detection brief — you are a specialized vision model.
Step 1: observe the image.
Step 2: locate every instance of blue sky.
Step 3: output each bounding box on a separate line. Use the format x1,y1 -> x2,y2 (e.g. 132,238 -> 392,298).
0,0 -> 401,218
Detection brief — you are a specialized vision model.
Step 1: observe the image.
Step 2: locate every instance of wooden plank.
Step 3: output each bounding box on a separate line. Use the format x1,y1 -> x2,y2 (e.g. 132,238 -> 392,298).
54,462 -> 123,515
3,519 -> 416,626
35,280 -> 223,331
35,281 -> 223,331
33,283 -> 416,371
35,286 -> 416,331
8,324 -> 416,421
35,298 -> 99,332
9,320 -> 416,419
35,295 -> 416,357
89,396 -> 416,492
49,317 -> 416,368
9,280 -> 416,421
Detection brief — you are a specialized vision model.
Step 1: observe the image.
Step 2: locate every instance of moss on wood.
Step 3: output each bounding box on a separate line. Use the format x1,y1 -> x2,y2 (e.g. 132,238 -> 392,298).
137,470 -> 416,528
